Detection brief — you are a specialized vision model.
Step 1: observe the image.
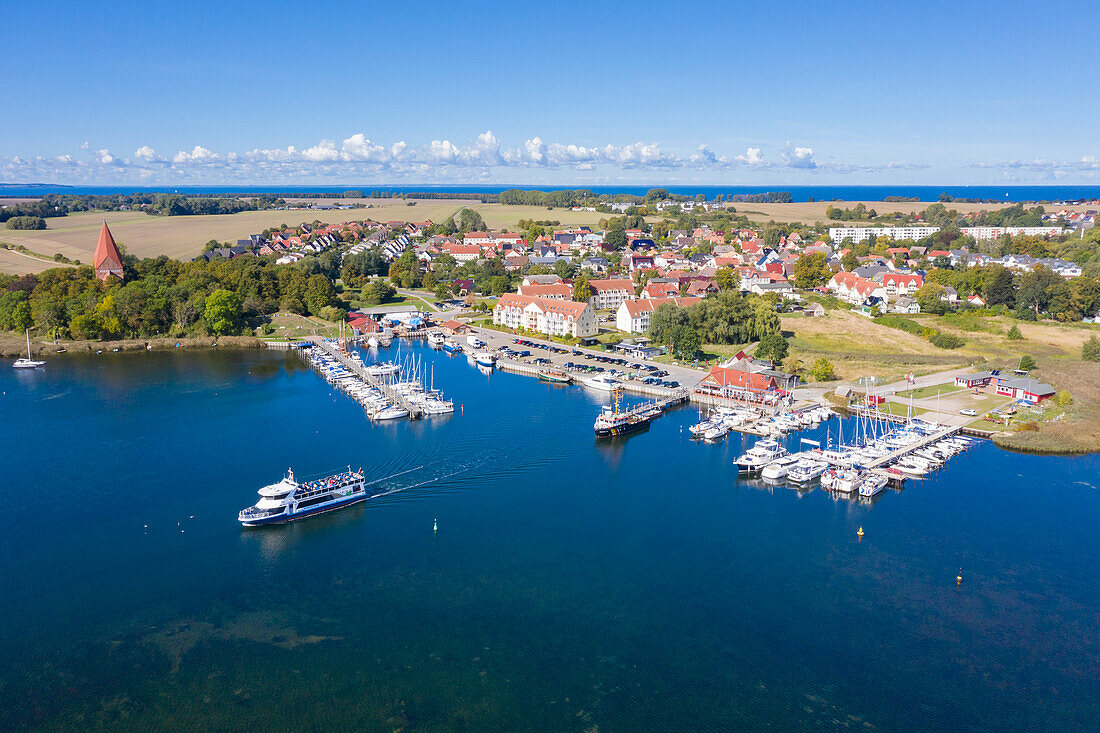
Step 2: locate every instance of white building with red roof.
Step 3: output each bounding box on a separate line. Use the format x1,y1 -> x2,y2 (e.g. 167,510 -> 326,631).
493,293 -> 597,338
517,282 -> 573,300
586,277 -> 635,311
615,296 -> 701,333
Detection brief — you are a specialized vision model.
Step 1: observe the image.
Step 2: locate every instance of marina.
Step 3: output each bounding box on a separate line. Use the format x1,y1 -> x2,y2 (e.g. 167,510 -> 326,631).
302,336 -> 454,420
1,346 -> 1097,731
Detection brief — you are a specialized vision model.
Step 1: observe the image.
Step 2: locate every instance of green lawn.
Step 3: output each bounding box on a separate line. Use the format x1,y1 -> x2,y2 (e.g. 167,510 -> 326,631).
877,401 -> 930,417
897,383 -> 964,400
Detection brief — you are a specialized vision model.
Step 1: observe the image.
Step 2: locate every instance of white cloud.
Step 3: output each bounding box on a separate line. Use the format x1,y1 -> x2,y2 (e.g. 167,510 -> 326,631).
736,147 -> 765,165
0,133 -> 1007,184
173,145 -> 217,163
782,144 -> 816,169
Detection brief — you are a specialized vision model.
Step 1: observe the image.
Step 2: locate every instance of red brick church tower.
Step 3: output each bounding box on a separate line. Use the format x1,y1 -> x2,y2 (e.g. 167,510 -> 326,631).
93,221 -> 124,281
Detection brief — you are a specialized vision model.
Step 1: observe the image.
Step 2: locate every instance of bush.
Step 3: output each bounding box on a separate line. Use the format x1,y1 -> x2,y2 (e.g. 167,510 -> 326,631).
929,332 -> 966,349
1019,354 -> 1037,371
1007,324 -> 1023,340
874,315 -> 923,336
261,322 -> 275,335
1053,390 -> 1073,406
6,216 -> 46,230
1083,335 -> 1100,362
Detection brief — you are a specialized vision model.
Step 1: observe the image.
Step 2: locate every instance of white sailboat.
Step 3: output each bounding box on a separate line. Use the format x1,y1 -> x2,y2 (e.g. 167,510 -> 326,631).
13,330 -> 45,369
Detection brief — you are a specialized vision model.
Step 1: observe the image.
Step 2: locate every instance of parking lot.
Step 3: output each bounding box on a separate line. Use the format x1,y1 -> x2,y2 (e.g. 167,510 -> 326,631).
464,326 -> 707,391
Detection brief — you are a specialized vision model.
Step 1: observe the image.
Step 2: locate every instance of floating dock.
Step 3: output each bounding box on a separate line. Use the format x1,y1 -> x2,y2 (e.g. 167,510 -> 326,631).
305,336 -> 424,418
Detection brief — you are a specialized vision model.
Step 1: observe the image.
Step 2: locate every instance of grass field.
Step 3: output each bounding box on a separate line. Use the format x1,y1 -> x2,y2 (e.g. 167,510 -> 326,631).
2,196 -> 1085,277
897,383 -> 965,400
0,247 -> 72,275
0,201 -> 469,272
782,309 -> 1099,384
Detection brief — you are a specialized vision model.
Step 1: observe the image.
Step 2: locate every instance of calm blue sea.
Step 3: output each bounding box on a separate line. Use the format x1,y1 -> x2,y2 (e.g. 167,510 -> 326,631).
4,184 -> 1100,203
1,344 -> 1097,730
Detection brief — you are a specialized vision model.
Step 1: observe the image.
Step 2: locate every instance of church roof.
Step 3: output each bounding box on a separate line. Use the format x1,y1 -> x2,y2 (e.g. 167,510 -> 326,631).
93,221 -> 123,273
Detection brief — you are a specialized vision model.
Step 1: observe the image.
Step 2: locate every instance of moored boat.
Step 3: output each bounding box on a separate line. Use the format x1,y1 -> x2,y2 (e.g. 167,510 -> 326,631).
474,351 -> 496,368
12,330 -> 45,369
735,439 -> 789,474
538,369 -> 572,384
594,389 -> 651,438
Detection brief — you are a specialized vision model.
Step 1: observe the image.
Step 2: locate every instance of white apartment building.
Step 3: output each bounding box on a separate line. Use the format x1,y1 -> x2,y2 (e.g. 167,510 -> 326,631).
960,226 -> 1065,240
493,293 -> 597,338
615,296 -> 701,333
586,278 -> 635,311
829,227 -> 940,244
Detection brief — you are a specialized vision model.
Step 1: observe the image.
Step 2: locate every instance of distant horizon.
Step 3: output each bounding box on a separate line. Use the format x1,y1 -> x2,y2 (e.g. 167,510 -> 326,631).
4,182 -> 1100,205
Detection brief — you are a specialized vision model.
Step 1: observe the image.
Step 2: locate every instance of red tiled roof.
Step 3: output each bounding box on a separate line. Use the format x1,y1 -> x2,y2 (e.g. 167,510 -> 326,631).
699,366 -> 777,391
93,221 -> 123,278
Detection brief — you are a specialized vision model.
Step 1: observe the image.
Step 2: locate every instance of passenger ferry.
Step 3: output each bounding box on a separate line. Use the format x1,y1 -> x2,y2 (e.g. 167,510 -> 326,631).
239,468 -> 367,526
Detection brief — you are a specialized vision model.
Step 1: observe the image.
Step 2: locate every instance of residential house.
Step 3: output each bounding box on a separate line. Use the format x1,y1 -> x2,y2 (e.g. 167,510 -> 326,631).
893,296 -> 921,314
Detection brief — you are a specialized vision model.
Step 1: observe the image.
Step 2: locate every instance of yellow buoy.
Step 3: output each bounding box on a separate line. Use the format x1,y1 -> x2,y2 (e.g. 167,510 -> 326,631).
956,570 -> 963,585
857,526 -> 864,538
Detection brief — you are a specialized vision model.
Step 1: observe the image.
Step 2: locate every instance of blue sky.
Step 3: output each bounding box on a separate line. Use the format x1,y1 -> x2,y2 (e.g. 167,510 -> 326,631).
2,0 -> 1097,185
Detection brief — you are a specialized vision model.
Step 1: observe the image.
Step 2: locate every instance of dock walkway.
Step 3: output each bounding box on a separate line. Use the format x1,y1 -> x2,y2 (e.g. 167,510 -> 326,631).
305,337 -> 423,418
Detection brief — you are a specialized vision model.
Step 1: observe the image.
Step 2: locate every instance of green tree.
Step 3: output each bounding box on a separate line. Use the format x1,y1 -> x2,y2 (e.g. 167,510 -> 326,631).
573,274 -> 592,303
457,208 -> 487,233
810,357 -> 836,381
1082,335 -> 1100,362
914,283 -> 948,315
204,288 -> 244,335
1018,354 -> 1036,372
304,274 -> 337,315
668,324 -> 701,359
756,332 -> 789,363
604,229 -> 628,250
1006,324 -> 1023,340
715,266 -> 740,291
841,251 -> 859,272
983,266 -> 1016,308
751,298 -> 780,339
792,252 -> 830,289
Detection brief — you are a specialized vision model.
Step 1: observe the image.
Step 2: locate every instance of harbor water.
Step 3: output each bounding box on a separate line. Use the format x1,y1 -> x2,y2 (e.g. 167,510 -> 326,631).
1,342 -> 1097,730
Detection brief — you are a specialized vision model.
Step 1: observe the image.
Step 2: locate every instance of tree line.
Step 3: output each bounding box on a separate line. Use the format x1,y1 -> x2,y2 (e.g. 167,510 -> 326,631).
0,254 -> 343,340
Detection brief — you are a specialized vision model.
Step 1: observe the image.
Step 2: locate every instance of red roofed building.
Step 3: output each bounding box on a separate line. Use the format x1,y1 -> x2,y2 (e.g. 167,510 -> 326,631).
93,221 -> 124,281
517,282 -> 573,300
880,272 -> 923,297
694,364 -> 782,405
586,277 -> 635,310
615,296 -> 701,333
640,281 -> 680,299
493,293 -> 597,338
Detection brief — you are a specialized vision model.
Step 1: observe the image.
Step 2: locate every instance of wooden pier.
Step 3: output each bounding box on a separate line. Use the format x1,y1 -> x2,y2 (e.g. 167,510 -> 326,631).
304,337 -> 424,418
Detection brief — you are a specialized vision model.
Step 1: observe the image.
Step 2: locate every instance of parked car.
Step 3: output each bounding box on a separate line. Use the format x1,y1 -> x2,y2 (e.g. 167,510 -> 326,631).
959,408 -> 978,416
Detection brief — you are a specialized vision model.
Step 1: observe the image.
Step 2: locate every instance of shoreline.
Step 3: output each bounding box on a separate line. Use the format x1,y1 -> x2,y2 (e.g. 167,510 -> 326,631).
0,334 -> 265,358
